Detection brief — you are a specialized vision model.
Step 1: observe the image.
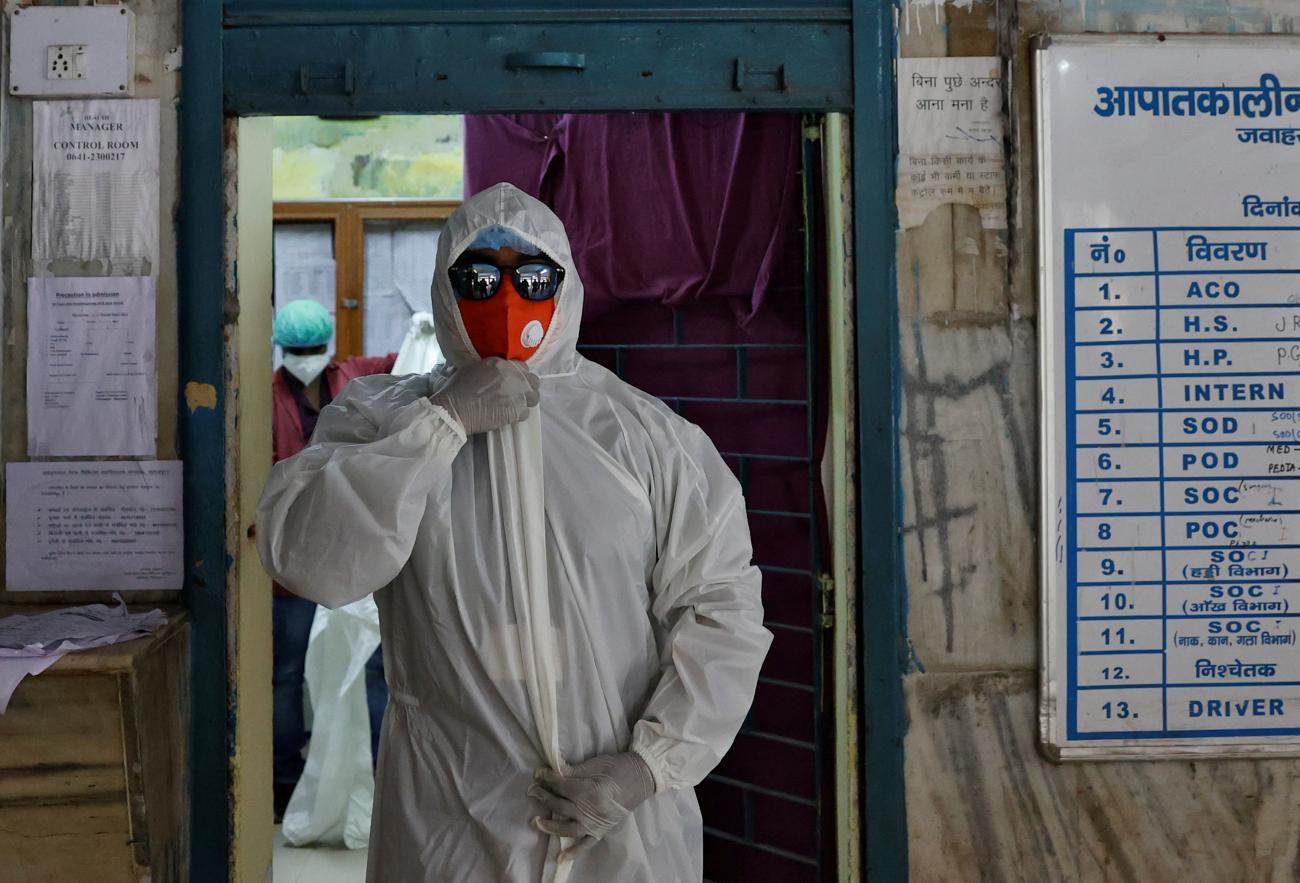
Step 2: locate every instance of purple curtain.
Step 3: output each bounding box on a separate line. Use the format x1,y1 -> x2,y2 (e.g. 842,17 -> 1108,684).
464,112 -> 801,326
470,112 -> 824,878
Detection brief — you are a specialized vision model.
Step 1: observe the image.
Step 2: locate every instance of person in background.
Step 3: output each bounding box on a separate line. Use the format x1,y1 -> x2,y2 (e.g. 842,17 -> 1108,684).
270,298 -> 397,820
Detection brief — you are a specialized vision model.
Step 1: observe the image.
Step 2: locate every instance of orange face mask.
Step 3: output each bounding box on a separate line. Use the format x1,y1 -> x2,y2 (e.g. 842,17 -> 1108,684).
457,275 -> 557,361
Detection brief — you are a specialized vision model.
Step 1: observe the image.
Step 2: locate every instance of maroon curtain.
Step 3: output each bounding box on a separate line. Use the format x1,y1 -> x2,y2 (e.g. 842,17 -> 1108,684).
464,112 -> 801,326
468,112 -> 825,880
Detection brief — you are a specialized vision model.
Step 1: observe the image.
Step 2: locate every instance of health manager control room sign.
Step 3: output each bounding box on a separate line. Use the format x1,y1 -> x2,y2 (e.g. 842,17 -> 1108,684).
1039,36 -> 1300,759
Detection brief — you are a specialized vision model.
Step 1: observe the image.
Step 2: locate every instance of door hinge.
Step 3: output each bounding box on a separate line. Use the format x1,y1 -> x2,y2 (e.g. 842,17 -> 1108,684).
818,572 -> 835,630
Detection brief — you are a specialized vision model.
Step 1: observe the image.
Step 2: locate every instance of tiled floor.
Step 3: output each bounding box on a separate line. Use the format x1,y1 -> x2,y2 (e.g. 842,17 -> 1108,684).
272,825 -> 369,883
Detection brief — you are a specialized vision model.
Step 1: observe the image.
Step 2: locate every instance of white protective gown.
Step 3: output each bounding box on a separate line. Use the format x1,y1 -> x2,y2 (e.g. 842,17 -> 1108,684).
256,183 -> 772,883
282,596 -> 380,850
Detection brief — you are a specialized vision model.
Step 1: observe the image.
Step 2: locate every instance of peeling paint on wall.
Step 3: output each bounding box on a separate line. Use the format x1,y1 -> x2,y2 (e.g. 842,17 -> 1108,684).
901,0 -> 1300,877
185,381 -> 217,412
902,0 -> 976,35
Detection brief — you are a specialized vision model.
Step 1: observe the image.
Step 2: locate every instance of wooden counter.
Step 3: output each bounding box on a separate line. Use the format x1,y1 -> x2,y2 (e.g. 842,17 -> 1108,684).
0,608 -> 190,883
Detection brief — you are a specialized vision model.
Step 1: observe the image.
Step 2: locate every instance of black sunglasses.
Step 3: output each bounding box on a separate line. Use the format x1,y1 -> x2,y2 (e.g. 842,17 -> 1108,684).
448,260 -> 565,302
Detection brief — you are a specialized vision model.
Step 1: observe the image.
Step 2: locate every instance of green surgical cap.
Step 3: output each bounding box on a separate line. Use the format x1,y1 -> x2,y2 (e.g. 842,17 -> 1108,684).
273,299 -> 334,348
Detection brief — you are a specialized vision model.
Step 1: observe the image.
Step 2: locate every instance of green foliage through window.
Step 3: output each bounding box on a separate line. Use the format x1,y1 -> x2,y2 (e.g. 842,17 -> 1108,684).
272,115 -> 465,200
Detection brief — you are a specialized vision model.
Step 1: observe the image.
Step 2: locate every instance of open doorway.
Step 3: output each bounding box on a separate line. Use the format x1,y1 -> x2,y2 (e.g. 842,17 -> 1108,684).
264,115 -> 464,882
240,110 -> 851,883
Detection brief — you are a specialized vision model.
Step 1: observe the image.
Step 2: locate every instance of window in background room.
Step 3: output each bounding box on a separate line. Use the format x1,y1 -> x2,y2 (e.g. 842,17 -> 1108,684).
271,115 -> 463,358
271,222 -> 335,368
362,220 -> 442,357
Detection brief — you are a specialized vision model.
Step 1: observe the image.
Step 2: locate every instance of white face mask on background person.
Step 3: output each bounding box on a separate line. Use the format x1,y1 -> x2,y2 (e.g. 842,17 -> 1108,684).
282,352 -> 332,386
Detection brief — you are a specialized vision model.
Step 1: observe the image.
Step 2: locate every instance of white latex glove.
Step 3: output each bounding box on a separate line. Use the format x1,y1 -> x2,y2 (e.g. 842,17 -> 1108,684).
429,357 -> 540,435
529,752 -> 657,860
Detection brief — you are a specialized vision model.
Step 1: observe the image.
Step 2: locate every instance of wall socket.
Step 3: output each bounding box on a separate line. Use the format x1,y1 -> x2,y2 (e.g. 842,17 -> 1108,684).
46,45 -> 88,81
8,6 -> 134,96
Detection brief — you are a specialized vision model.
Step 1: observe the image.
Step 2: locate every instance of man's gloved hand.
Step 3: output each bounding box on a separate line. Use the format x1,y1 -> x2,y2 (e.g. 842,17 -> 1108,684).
429,357 -> 540,435
529,752 -> 657,860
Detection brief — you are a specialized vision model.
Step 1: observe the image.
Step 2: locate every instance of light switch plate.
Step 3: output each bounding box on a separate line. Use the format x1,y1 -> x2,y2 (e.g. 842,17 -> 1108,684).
9,6 -> 135,97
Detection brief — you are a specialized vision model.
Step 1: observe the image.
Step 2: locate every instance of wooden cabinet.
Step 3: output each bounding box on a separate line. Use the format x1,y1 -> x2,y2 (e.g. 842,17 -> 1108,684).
0,610 -> 190,883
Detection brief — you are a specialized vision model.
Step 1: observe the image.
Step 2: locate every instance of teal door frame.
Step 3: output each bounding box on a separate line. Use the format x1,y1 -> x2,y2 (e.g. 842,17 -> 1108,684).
177,0 -> 228,878
849,3 -> 906,879
179,3 -> 903,879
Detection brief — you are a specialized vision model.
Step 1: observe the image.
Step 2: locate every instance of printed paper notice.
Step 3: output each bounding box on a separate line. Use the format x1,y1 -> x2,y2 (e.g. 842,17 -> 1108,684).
5,461 -> 182,591
27,277 -> 155,457
896,57 -> 1007,230
32,99 -> 160,272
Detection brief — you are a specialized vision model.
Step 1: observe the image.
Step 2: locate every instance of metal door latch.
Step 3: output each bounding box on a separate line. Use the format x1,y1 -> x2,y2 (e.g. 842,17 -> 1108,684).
505,52 -> 586,72
734,58 -> 788,92
819,572 -> 835,629
299,60 -> 355,95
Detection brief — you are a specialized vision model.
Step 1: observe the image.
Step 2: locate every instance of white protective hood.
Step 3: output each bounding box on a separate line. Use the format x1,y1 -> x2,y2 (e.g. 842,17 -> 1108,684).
432,182 -> 584,376
257,182 -> 771,883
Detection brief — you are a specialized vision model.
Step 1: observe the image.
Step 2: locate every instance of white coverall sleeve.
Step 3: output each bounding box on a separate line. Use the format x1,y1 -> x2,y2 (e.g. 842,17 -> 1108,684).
630,419 -> 773,792
256,379 -> 466,609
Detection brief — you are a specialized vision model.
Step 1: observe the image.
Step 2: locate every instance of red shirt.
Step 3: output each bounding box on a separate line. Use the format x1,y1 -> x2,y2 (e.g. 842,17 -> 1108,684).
271,353 -> 396,596
271,354 -> 397,463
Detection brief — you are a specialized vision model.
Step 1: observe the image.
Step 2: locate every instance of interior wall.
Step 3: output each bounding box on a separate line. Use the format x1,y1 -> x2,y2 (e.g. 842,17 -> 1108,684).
899,1 -> 1300,879
0,0 -> 182,603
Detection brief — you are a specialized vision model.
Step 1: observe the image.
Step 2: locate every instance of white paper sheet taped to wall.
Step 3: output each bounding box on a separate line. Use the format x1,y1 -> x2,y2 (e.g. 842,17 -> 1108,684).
896,57 -> 1008,230
4,461 -> 183,592
32,99 -> 160,274
26,276 -> 156,457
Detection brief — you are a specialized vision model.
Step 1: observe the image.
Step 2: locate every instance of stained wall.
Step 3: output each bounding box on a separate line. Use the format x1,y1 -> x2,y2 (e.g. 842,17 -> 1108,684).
897,1 -> 1300,879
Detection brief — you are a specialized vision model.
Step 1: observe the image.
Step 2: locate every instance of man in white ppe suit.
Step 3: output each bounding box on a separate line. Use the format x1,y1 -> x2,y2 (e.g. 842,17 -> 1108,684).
257,182 -> 771,882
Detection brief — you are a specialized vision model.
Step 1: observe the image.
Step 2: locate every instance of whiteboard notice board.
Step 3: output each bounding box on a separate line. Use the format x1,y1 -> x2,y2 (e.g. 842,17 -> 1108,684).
1039,36 -> 1300,759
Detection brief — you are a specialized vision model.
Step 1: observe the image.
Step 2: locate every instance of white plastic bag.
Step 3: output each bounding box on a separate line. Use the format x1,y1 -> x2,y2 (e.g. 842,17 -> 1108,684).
392,311 -> 443,375
282,595 -> 381,849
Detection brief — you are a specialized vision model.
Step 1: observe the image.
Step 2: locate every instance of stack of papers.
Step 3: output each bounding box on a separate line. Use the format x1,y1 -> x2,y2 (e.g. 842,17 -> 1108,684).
0,597 -> 167,713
